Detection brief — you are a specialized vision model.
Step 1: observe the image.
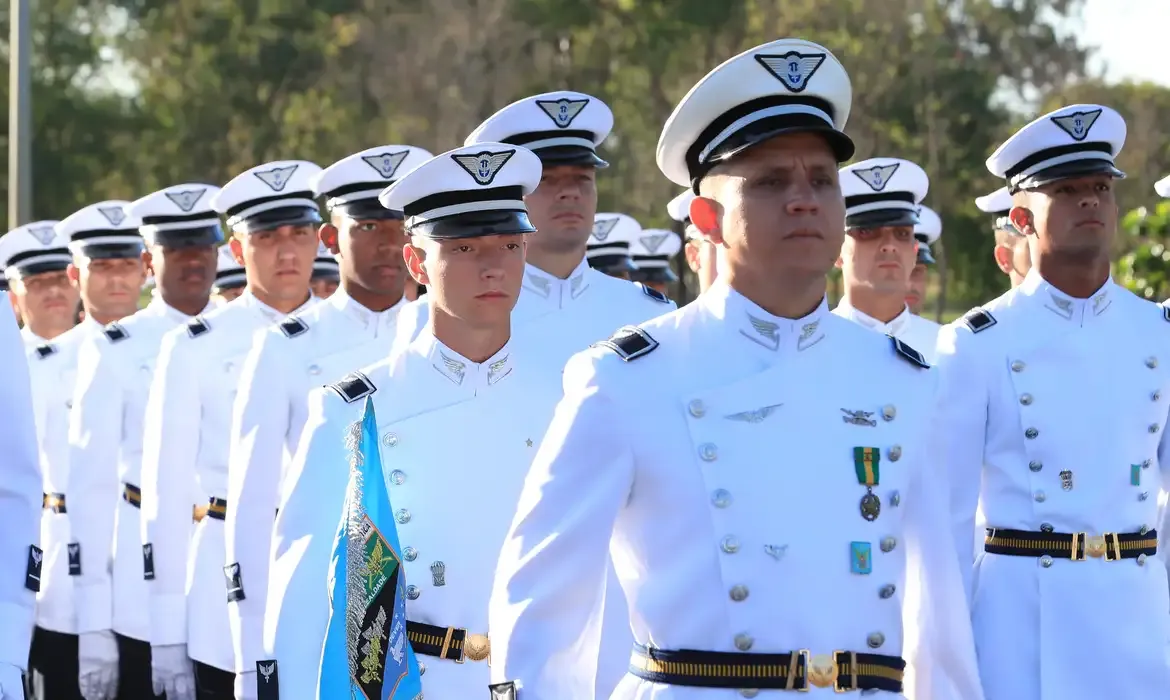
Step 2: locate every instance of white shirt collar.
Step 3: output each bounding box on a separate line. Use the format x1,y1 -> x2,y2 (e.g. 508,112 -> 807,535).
833,299 -> 913,335
20,326 -> 47,346
413,331 -> 514,390
328,287 -> 405,334
145,296 -> 216,324
1019,267 -> 1113,324
704,279 -> 829,352
237,288 -> 316,323
520,257 -> 591,307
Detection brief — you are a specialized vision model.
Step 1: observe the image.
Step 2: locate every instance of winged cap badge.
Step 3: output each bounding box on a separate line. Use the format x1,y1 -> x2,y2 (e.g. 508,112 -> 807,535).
28,226 -> 56,246
591,217 -> 619,242
640,232 -> 670,255
852,163 -> 901,192
98,206 -> 127,226
535,97 -> 590,128
754,51 -> 828,93
1050,108 -> 1102,142
164,188 -> 208,213
451,150 -> 515,186
361,151 -> 410,179
253,164 -> 299,192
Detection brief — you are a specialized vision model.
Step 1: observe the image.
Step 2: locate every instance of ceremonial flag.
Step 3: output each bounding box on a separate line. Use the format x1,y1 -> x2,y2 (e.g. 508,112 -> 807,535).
319,397 -> 423,700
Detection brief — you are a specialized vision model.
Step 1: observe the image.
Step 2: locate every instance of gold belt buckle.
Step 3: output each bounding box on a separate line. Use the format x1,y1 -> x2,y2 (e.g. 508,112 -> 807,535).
464,633 -> 491,663
806,651 -> 840,691
1084,534 -> 1107,559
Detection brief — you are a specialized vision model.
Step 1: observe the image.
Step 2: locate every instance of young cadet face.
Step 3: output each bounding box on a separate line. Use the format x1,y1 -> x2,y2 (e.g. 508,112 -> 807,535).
232,223 -> 317,304
8,269 -> 79,338
694,133 -> 846,282
905,262 -> 927,314
523,165 -> 597,253
310,278 -> 338,299
684,237 -> 719,294
837,225 -> 917,296
404,234 -> 526,329
68,255 -> 146,320
1011,174 -> 1118,264
324,216 -> 409,299
213,286 -> 245,304
147,244 -> 217,307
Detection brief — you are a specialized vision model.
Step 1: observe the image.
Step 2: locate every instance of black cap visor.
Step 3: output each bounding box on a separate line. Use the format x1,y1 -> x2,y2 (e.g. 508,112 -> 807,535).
331,199 -> 404,221
587,253 -> 637,273
75,242 -> 145,260
408,210 -> 536,240
628,266 -> 678,284
235,206 -> 322,235
534,145 -> 608,169
846,208 -> 919,231
1013,159 -> 1126,193
152,224 -> 224,249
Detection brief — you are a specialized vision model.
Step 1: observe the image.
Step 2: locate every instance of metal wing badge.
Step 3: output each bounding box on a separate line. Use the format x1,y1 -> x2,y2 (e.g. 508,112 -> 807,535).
318,397 -> 423,700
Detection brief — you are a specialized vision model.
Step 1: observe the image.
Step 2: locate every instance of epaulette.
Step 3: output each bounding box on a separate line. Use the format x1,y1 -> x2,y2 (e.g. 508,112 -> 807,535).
279,316 -> 309,339
102,323 -> 129,343
960,307 -> 996,333
328,371 -> 376,403
891,336 -> 930,369
595,325 -> 658,362
34,344 -> 57,359
186,315 -> 210,339
636,282 -> 671,304
1162,302 -> 1170,323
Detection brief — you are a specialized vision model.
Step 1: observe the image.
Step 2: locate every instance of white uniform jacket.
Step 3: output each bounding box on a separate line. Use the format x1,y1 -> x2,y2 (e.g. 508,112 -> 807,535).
0,303 -> 44,670
934,269 -> 1170,700
225,289 -> 408,675
68,299 -> 211,642
139,290 -> 315,672
24,318 -> 100,636
264,330 -> 563,699
489,280 -> 984,700
833,301 -> 942,365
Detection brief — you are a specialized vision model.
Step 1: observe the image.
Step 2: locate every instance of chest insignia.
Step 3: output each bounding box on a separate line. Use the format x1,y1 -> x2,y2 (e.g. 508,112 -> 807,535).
637,282 -> 671,304
103,323 -> 129,343
328,371 -> 377,403
961,307 -> 996,333
34,344 -> 57,359
186,316 -> 211,338
279,316 -> 309,338
890,336 -> 929,369
595,325 -> 658,362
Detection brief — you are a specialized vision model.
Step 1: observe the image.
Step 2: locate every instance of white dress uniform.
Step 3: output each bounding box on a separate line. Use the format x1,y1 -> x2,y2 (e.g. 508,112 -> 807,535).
936,104 -> 1170,700
586,212 -> 640,276
224,144 -> 433,686
70,186 -> 222,661
0,297 -> 41,697
467,92 -> 676,696
832,303 -> 941,365
140,161 -> 323,679
488,38 -> 984,700
264,144 -> 563,698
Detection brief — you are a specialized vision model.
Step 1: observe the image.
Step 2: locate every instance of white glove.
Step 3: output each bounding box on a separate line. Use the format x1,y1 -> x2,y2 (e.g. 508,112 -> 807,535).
150,644 -> 195,700
78,631 -> 120,700
234,670 -> 257,700
0,663 -> 23,700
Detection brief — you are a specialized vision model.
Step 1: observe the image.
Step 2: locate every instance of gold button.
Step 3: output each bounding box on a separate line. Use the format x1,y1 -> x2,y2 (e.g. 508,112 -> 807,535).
1011,360 -> 1025,372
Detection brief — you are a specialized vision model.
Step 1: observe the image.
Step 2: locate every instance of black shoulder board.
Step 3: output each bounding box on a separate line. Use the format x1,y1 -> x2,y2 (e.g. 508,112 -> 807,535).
1162,303 -> 1170,323
960,307 -> 996,333
637,282 -> 671,304
328,371 -> 376,403
103,323 -> 129,343
279,316 -> 309,338
186,315 -> 210,338
34,344 -> 57,359
891,336 -> 930,369
595,325 -> 658,362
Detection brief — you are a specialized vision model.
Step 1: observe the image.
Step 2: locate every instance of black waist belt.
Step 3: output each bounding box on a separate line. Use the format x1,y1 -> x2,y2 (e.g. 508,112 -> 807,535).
42,492 -> 67,513
628,644 -> 905,692
406,620 -> 490,663
122,483 -> 141,508
984,527 -> 1157,561
193,497 -> 227,522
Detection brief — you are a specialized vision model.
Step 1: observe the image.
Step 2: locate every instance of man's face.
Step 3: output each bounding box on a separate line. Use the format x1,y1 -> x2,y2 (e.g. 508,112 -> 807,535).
1017,174 -> 1117,264
9,270 -> 78,337
698,134 -> 846,282
838,225 -> 917,296
405,234 -> 526,330
523,165 -> 597,254
72,256 -> 146,319
684,237 -> 720,294
235,224 -> 317,303
905,263 -> 928,314
150,244 -> 216,306
310,278 -> 338,299
213,287 -> 245,304
993,233 -> 1032,288
334,217 -> 408,299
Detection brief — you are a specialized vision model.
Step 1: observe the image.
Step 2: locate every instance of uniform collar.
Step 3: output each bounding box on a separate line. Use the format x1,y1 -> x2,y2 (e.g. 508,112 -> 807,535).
238,288 -> 316,323
414,331 -> 515,390
520,257 -> 591,307
145,296 -> 216,324
833,299 -> 913,335
327,287 -> 405,332
705,279 -> 828,352
1019,267 -> 1114,324
21,326 -> 47,346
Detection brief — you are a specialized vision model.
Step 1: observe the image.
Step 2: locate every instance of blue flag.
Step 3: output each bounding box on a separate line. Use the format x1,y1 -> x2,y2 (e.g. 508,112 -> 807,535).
319,397 -> 423,700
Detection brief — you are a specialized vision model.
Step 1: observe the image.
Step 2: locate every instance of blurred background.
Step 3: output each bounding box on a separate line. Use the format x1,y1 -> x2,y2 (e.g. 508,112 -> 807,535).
2,0 -> 1169,318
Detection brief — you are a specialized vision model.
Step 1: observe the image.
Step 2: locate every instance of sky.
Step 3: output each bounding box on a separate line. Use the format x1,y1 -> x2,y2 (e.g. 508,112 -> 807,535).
1067,0 -> 1169,86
